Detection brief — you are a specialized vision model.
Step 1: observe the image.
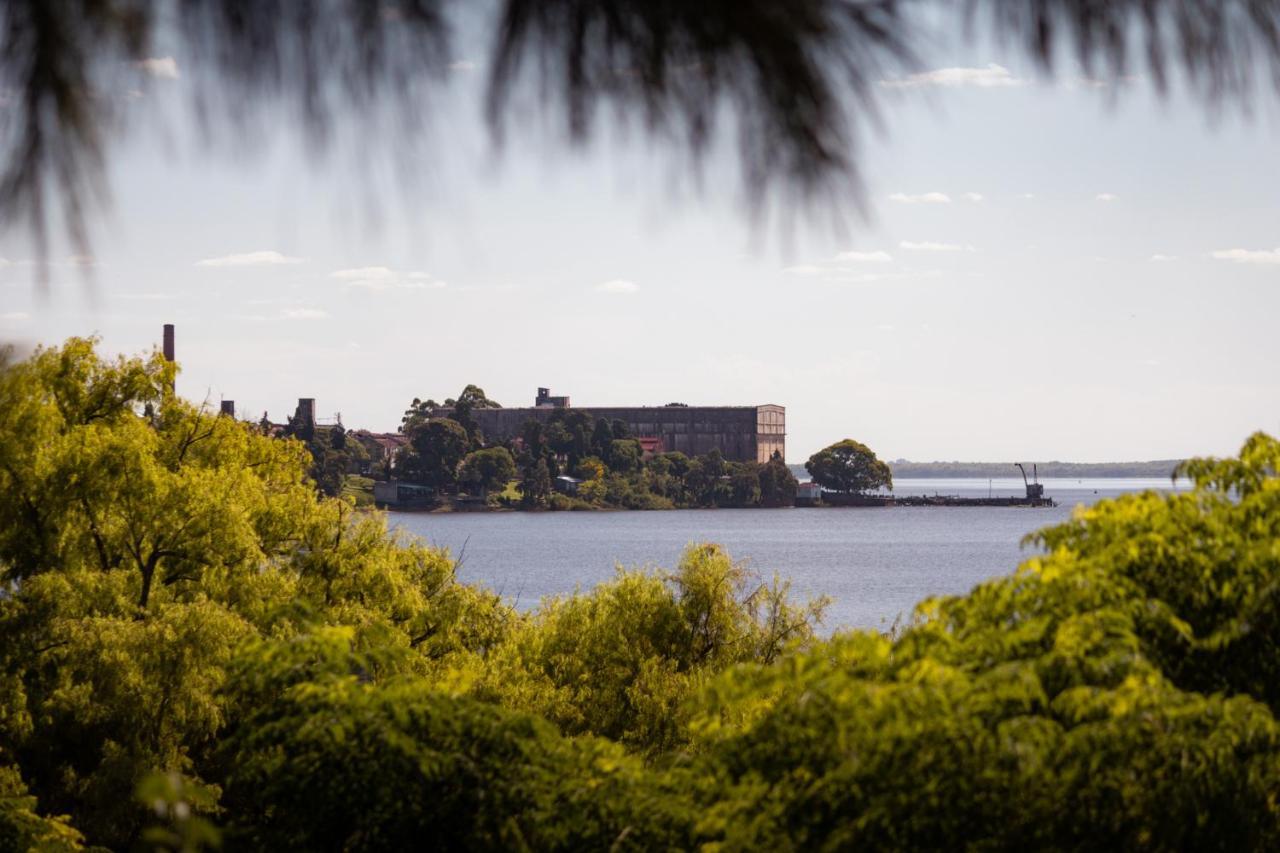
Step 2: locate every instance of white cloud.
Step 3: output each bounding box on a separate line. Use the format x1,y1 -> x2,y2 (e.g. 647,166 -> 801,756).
332,266 -> 445,290
1020,193 -> 1036,200
135,57 -> 179,80
283,308 -> 329,320
1149,254 -> 1178,263
963,192 -> 984,202
900,241 -> 975,253
783,264 -> 825,276
196,250 -> 303,267
0,311 -> 30,322
1210,247 -> 1280,266
596,279 -> 639,294
888,192 -> 952,204
834,250 -> 894,264
883,63 -> 1023,89
1095,193 -> 1119,202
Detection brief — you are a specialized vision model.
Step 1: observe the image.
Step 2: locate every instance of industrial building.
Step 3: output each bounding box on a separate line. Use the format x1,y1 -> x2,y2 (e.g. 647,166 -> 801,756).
465,389 -> 785,464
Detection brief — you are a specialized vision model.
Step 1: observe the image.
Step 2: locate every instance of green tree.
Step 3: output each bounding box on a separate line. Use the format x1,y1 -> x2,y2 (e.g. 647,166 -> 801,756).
608,439 -> 642,474
518,456 -> 552,508
403,417 -> 470,490
758,452 -> 799,506
591,417 -> 613,460
457,447 -> 517,496
805,438 -> 892,494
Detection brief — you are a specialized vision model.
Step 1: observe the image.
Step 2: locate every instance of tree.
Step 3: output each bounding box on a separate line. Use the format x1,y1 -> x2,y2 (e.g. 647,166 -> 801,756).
7,2 -> 1279,265
805,439 -> 891,495
518,456 -> 552,508
403,417 -> 470,490
758,452 -> 799,507
591,417 -> 613,460
457,447 -> 517,496
608,439 -> 642,474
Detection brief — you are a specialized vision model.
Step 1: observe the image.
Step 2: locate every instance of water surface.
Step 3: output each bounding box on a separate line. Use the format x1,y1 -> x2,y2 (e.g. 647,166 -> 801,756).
392,478 -> 1181,631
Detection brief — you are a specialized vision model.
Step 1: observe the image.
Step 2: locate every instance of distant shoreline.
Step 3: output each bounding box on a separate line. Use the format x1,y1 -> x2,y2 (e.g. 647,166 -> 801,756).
790,461 -> 1184,480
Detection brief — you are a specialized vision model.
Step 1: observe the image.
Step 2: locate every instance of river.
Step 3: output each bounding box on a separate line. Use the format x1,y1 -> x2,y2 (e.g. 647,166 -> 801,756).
390,478 -> 1183,631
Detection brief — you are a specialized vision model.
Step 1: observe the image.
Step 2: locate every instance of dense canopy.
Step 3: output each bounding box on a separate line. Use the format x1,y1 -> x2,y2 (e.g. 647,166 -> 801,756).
2,337 -> 1280,849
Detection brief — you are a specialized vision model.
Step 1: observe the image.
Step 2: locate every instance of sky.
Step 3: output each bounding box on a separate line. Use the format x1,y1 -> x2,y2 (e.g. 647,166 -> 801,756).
1,15 -> 1278,463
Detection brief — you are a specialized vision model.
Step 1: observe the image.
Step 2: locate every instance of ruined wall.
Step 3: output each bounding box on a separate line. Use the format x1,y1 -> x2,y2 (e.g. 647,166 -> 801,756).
469,404 -> 785,463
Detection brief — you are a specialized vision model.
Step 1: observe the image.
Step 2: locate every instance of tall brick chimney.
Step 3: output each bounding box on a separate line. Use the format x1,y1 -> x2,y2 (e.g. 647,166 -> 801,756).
162,324 -> 175,394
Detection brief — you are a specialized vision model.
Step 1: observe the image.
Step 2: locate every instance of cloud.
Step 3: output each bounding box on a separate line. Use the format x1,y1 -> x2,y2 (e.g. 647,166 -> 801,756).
783,264 -> 825,276
900,241 -> 975,253
888,192 -> 951,204
883,63 -> 1023,89
596,279 -> 639,294
448,60 -> 477,72
283,308 -> 329,320
136,57 -> 179,79
1210,247 -> 1280,266
834,250 -> 893,264
1149,254 -> 1178,263
1095,193 -> 1119,202
963,192 -> 984,202
331,266 -> 446,290
1020,193 -> 1036,200
196,250 -> 303,267
0,311 -> 30,322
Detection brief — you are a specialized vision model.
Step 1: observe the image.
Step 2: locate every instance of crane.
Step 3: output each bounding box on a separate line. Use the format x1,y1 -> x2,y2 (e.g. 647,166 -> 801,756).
1014,463 -> 1045,500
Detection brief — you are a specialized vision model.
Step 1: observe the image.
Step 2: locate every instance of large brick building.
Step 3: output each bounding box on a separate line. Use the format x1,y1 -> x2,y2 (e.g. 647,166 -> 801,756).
466,389 -> 785,463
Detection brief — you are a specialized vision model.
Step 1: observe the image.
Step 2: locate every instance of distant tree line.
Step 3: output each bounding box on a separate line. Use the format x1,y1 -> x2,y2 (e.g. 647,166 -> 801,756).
888,460 -> 1185,479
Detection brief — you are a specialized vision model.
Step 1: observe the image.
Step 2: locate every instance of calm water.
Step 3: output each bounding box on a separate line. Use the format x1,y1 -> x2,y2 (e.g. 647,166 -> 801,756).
391,478 -> 1183,631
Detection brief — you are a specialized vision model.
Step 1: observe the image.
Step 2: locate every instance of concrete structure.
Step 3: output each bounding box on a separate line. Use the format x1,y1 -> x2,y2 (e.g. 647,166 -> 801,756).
373,480 -> 435,509
465,389 -> 785,463
536,387 -> 570,408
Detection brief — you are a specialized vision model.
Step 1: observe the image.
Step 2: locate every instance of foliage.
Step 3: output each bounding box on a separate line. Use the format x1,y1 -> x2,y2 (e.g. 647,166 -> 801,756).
457,447 -> 517,496
6,339 -> 1280,849
477,544 -> 828,754
805,437 -> 892,494
400,417 -> 471,491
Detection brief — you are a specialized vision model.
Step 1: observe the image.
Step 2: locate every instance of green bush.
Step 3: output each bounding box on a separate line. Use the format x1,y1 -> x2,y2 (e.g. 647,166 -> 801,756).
4,339 -> 1280,849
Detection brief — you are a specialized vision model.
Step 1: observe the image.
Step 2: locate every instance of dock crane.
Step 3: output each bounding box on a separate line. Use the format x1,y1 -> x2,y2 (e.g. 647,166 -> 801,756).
1015,463 -> 1045,500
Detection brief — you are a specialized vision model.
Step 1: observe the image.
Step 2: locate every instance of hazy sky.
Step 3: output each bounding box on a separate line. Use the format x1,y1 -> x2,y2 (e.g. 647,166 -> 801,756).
1,20 -> 1278,462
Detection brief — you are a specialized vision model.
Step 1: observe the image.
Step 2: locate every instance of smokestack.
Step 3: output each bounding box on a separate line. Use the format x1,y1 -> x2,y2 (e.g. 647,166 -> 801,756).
220,400 -> 235,418
162,324 -> 175,395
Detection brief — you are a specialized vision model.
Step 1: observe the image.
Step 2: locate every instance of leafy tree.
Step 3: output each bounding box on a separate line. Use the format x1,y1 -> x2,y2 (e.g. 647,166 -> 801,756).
400,397 -> 442,432
450,384 -> 501,441
0,339 -> 513,847
518,456 -> 552,508
10,1 -> 1279,267
591,417 -> 613,460
402,417 -> 470,490
478,544 -> 827,754
608,439 -> 642,474
725,467 -> 762,507
758,452 -> 799,506
805,438 -> 892,494
457,447 -> 517,496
